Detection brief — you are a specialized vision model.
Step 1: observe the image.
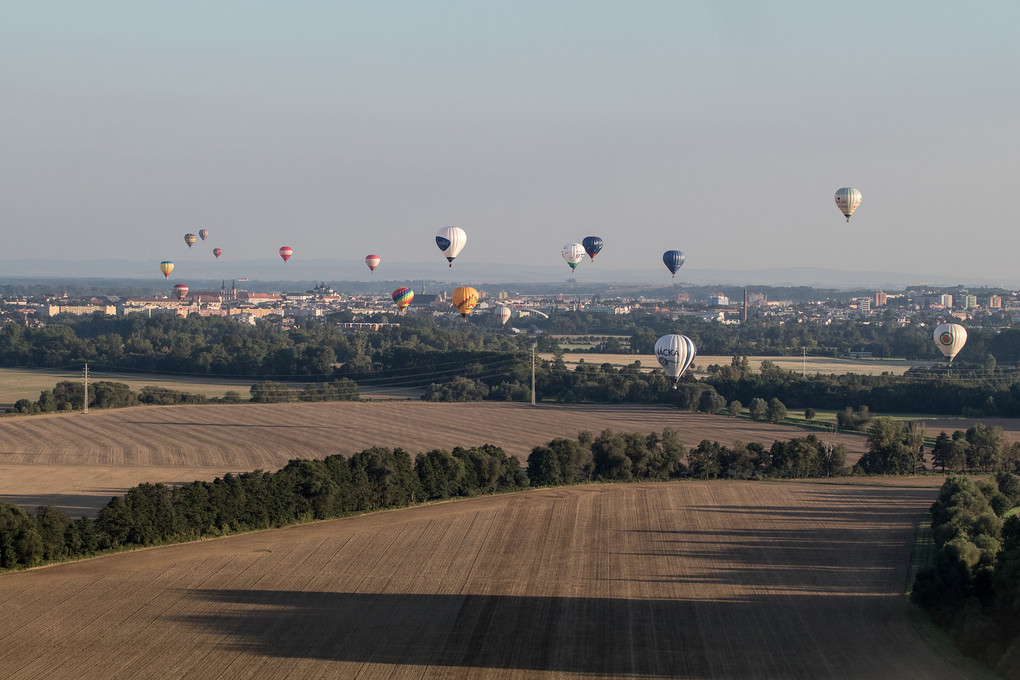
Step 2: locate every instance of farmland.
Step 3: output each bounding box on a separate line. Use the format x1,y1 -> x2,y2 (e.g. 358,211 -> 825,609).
545,352 -> 921,376
0,402 -> 871,516
0,480 -> 978,679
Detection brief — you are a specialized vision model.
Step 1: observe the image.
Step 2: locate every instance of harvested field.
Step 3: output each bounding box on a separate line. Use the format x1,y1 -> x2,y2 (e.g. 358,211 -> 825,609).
0,480 -> 976,679
0,402 -> 868,516
545,352 -> 923,376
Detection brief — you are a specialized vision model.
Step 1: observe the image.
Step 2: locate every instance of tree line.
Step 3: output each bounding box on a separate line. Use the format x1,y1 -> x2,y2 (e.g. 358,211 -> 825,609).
0,428 -> 855,571
910,474 -> 1020,676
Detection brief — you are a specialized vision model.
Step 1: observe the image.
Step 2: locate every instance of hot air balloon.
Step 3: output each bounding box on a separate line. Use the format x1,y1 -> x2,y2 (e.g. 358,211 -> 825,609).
452,286 -> 479,318
365,255 -> 381,272
834,187 -> 862,222
655,334 -> 697,386
582,236 -> 603,261
392,286 -> 414,313
663,250 -> 685,278
184,233 -> 197,248
279,246 -> 293,262
159,261 -> 174,278
173,284 -> 189,301
496,306 -> 511,326
562,243 -> 585,271
933,323 -> 967,363
198,229 -> 209,241
436,226 -> 466,267
213,248 -> 222,259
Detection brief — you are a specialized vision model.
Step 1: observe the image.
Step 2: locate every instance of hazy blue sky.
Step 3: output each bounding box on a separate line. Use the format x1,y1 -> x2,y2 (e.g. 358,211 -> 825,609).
3,2 -> 1019,283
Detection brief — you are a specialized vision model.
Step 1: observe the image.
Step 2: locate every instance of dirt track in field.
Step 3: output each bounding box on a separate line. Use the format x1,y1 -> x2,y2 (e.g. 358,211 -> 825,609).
0,402 -> 870,516
0,480 -> 977,679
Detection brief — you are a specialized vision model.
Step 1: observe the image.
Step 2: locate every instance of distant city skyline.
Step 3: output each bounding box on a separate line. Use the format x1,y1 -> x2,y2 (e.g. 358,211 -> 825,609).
3,2 -> 1018,283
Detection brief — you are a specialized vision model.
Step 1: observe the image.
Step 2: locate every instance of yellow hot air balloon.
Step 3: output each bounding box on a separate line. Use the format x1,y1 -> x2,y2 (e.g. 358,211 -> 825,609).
452,286 -> 479,318
159,260 -> 174,278
184,233 -> 197,247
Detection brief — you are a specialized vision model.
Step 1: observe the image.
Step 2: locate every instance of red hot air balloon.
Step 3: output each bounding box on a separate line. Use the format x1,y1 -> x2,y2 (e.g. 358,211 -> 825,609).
365,254 -> 381,272
213,248 -> 222,259
173,284 -> 189,301
279,246 -> 293,262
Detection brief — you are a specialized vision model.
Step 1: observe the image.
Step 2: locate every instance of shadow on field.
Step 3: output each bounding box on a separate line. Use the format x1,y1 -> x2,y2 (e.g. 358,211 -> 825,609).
0,492 -> 106,517
178,588 -> 887,676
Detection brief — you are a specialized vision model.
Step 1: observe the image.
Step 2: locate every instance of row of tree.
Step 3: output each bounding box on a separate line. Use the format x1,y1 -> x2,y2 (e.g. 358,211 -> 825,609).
910,474 -> 1020,676
0,427 -> 858,571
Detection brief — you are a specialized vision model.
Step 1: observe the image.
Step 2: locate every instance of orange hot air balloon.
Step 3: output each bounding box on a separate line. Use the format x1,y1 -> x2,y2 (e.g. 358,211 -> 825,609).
173,284 -> 189,301
279,246 -> 293,262
159,261 -> 174,278
365,254 -> 381,272
184,233 -> 197,248
452,286 -> 479,319
213,248 -> 222,259
198,229 -> 209,241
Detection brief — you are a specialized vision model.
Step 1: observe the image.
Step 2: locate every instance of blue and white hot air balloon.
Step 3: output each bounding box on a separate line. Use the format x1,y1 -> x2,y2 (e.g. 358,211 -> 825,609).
655,334 -> 697,387
435,226 -> 466,267
663,250 -> 685,278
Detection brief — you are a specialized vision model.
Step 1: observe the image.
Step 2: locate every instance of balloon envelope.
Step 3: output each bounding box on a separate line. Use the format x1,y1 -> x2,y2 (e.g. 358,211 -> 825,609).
365,255 -> 381,271
933,323 -> 967,362
582,236 -> 603,261
452,286 -> 479,318
436,226 -> 466,267
159,261 -> 174,278
173,284 -> 189,301
279,246 -> 293,262
834,187 -> 862,222
213,248 -> 222,259
198,229 -> 209,241
392,286 -> 414,313
184,233 -> 197,247
663,250 -> 685,277
562,243 -> 585,270
655,334 -> 697,382
496,306 -> 511,325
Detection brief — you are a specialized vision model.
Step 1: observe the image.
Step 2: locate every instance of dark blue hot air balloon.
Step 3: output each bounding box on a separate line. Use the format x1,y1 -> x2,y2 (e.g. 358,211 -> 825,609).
581,236 -> 603,262
663,250 -> 685,278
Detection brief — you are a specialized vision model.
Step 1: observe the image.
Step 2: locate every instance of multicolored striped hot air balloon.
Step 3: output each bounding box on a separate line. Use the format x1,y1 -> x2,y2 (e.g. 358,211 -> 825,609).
452,286 -> 479,318
392,286 -> 414,313
184,233 -> 197,248
159,261 -> 174,278
279,246 -> 293,262
173,284 -> 189,301
198,229 -> 209,241
365,255 -> 381,272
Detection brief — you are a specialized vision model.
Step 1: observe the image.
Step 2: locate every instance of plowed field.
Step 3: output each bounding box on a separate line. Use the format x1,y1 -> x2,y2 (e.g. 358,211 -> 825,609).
0,480 -> 975,679
0,402 -> 868,515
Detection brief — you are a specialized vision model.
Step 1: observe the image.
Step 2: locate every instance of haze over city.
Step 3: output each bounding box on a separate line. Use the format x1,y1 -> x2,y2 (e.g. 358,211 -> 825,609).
3,2 -> 1018,284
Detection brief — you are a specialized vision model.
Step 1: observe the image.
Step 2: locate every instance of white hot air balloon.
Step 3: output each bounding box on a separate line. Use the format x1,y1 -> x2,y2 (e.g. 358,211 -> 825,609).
436,226 -> 466,267
834,187 -> 862,222
933,323 -> 968,363
496,306 -> 511,326
654,334 -> 697,387
561,243 -> 585,271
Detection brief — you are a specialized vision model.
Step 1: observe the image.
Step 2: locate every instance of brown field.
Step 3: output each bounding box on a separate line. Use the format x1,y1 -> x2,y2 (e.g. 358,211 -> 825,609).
0,402 -> 872,516
0,480 -> 980,679
546,353 -> 922,376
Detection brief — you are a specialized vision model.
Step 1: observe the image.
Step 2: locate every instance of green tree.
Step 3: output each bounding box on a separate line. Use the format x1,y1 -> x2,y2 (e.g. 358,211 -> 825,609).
766,397 -> 787,423
748,397 -> 767,421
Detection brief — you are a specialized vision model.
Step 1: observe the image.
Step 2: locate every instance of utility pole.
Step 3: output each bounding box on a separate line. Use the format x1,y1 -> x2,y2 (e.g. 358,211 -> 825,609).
83,363 -> 88,414
531,343 -> 537,406
802,348 -> 806,377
